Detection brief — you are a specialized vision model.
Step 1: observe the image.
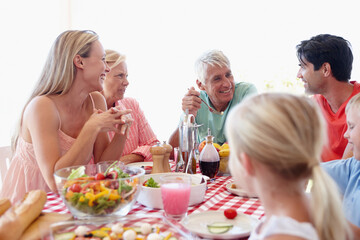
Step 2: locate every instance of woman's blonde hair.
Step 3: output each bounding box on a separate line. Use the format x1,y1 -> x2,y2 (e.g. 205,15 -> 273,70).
105,49 -> 126,69
12,30 -> 99,150
225,93 -> 352,240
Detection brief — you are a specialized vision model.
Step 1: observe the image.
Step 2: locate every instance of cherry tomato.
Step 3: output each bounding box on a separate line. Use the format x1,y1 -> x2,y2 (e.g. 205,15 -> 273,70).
106,170 -> 118,179
142,180 -> 148,186
224,208 -> 237,219
68,183 -> 82,193
95,172 -> 105,180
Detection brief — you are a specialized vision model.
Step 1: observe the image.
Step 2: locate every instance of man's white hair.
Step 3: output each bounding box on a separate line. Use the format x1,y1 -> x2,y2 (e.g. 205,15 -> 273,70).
194,50 -> 230,84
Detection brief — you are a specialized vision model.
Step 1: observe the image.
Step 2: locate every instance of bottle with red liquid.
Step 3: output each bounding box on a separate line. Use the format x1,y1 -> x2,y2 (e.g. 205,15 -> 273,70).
199,129 -> 220,180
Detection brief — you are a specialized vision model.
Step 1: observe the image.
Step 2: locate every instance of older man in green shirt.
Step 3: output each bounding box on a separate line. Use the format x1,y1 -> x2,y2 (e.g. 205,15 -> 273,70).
169,50 -> 257,149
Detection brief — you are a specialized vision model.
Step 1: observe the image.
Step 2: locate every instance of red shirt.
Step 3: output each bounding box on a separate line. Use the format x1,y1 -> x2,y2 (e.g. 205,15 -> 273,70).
315,81 -> 360,162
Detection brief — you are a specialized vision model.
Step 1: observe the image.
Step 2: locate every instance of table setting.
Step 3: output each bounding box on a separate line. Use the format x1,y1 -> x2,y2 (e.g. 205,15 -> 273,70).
41,157 -> 264,239
3,112 -> 264,240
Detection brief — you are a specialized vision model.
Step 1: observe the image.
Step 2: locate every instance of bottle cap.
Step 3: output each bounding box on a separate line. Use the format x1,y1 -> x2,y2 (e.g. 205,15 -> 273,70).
150,142 -> 166,155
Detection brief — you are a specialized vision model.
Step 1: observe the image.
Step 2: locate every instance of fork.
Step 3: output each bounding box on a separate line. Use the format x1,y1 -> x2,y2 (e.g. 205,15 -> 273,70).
187,88 -> 224,115
199,98 -> 223,115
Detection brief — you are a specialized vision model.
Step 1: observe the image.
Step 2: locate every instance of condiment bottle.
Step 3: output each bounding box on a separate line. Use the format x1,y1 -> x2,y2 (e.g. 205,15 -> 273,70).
199,129 -> 220,179
150,142 -> 166,174
162,141 -> 173,172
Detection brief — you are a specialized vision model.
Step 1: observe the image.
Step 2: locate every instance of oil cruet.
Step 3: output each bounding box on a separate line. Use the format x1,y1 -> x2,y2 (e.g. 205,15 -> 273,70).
178,109 -> 200,174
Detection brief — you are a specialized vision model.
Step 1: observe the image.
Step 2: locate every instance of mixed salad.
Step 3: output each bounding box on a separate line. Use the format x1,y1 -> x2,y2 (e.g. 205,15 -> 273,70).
62,162 -> 139,215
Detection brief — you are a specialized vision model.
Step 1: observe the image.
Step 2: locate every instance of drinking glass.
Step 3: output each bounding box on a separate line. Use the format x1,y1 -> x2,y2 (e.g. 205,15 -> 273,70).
160,175 -> 191,221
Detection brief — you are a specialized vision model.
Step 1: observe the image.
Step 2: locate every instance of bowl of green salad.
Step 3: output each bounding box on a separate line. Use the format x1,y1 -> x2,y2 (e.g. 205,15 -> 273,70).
54,161 -> 145,219
137,173 -> 208,209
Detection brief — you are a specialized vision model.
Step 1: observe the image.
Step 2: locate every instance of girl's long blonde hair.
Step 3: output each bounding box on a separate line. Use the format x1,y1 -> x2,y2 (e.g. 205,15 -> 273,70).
12,30 -> 99,151
225,93 -> 352,240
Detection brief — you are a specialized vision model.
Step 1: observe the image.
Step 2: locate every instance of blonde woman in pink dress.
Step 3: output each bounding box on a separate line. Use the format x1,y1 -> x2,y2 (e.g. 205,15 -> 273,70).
102,50 -> 158,164
1,30 -> 132,203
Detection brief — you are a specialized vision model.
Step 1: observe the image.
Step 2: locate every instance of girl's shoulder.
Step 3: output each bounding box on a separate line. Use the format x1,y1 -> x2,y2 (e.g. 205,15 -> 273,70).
265,235 -> 307,240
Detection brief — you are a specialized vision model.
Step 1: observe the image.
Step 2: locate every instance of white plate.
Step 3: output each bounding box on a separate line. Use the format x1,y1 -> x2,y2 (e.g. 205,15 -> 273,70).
127,162 -> 153,174
181,211 -> 258,239
226,183 -> 258,198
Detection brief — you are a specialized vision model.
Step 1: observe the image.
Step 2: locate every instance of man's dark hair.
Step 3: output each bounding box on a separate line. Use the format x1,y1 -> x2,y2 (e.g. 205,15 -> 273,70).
296,34 -> 353,82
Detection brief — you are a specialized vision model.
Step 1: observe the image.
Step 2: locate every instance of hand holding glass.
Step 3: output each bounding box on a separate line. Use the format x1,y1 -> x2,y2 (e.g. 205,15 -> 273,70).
160,175 -> 191,221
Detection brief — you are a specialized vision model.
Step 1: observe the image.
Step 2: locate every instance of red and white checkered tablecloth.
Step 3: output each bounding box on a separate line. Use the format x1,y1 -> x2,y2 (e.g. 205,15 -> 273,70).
43,176 -> 264,220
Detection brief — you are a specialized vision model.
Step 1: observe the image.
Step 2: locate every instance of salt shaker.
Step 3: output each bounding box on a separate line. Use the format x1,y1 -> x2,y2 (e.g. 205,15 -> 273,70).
162,141 -> 173,172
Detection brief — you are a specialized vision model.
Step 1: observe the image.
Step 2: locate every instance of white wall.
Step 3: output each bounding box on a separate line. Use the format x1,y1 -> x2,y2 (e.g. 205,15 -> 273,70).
1,0 -> 360,146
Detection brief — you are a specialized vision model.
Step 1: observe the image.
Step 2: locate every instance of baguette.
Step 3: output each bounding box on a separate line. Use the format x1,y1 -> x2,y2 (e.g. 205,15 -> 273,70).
0,190 -> 47,240
0,198 -> 11,216
20,212 -> 73,240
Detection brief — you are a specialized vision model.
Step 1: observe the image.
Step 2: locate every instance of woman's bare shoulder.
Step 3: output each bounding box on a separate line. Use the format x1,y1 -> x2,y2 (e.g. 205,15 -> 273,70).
22,96 -> 60,140
90,91 -> 107,110
26,95 -> 57,112
24,96 -> 60,126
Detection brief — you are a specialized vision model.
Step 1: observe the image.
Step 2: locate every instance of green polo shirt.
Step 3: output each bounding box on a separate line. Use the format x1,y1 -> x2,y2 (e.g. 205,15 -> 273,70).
181,82 -> 258,145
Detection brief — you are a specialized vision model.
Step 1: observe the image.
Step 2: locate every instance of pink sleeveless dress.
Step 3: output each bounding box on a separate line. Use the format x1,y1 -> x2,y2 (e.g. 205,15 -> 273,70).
0,130 -> 75,203
0,95 -> 95,204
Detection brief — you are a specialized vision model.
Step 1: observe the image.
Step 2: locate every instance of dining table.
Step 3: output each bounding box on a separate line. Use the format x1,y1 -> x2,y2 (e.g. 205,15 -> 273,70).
43,164 -> 265,240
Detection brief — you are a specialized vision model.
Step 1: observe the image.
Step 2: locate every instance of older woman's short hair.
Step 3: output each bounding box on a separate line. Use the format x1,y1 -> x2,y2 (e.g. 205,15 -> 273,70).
105,49 -> 126,69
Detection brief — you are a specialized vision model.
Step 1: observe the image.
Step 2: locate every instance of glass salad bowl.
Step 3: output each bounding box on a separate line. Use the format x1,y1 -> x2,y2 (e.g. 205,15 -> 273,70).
54,161 -> 145,219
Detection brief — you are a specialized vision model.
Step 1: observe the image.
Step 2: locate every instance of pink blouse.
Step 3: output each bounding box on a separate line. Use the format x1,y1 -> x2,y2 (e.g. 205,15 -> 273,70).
109,98 -> 158,161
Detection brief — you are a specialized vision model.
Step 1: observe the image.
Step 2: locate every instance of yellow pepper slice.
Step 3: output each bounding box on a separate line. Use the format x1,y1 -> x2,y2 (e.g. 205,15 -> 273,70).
94,189 -> 110,200
109,193 -> 120,200
85,192 -> 95,206
164,233 -> 172,240
90,229 -> 109,238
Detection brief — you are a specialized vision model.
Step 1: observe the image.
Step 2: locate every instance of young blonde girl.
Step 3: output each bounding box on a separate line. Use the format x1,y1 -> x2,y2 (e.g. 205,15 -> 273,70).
225,93 -> 352,240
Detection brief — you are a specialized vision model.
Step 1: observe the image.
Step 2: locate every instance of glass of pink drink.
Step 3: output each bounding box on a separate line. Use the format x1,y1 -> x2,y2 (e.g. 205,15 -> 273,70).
160,175 -> 191,221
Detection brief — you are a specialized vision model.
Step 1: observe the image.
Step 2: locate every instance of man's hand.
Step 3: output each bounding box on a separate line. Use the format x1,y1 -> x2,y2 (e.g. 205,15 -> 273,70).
182,86 -> 202,117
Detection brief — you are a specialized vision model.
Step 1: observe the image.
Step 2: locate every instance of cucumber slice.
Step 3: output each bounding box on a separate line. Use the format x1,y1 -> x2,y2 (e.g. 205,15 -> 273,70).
207,222 -> 233,234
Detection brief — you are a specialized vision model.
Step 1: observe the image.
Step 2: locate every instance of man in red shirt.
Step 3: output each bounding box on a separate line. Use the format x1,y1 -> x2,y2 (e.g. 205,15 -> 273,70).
296,34 -> 360,162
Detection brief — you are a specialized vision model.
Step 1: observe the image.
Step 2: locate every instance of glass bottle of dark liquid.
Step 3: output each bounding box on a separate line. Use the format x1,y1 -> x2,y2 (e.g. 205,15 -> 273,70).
199,129 -> 220,180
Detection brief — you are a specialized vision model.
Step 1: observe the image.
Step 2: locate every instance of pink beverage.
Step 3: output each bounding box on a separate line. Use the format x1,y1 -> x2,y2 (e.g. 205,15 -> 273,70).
160,175 -> 191,220
161,183 -> 190,215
